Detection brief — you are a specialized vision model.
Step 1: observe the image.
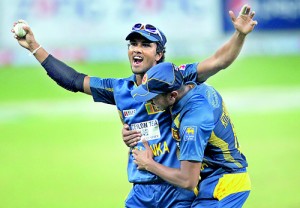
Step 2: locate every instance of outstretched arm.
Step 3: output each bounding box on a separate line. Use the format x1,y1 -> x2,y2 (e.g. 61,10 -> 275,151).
197,4 -> 258,82
132,140 -> 201,191
11,20 -> 91,95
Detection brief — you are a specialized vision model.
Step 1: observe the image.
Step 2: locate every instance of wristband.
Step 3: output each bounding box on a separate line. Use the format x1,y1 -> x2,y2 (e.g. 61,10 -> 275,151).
29,45 -> 42,56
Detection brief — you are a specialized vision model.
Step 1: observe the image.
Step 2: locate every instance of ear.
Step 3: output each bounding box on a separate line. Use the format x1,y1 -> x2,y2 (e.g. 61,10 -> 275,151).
169,91 -> 178,100
167,91 -> 178,105
155,51 -> 163,62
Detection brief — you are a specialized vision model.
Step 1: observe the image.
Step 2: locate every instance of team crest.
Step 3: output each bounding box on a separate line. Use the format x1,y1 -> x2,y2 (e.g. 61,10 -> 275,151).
172,128 -> 180,141
142,74 -> 148,85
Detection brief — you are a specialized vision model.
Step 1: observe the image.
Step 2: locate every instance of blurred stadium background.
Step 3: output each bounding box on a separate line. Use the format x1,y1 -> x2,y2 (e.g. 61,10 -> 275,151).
1,0 -> 300,207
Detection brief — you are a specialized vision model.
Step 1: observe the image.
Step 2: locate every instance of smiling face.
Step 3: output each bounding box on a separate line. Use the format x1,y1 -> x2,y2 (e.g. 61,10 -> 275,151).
128,38 -> 163,84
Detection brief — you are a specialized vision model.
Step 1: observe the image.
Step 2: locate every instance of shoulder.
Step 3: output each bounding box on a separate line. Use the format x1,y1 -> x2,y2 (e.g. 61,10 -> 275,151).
198,84 -> 222,109
181,89 -> 215,128
178,63 -> 198,74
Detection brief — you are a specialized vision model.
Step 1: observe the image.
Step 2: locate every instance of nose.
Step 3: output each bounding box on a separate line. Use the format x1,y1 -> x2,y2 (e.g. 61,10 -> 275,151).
133,46 -> 141,53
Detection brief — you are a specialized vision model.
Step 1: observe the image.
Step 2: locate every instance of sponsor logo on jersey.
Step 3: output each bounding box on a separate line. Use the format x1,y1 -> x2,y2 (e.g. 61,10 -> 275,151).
130,119 -> 161,141
123,109 -> 136,117
183,126 -> 197,141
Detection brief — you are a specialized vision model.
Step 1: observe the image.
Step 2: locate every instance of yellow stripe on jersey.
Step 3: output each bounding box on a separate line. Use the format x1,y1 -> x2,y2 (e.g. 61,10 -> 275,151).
208,131 -> 243,168
173,113 -> 180,128
193,176 -> 201,196
222,101 -> 241,152
213,172 -> 251,201
193,187 -> 199,196
220,101 -> 230,128
105,88 -> 114,92
118,110 -> 124,124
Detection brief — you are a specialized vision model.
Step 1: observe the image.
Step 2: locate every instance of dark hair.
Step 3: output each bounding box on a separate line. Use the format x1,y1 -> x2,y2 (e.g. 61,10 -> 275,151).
156,43 -> 166,64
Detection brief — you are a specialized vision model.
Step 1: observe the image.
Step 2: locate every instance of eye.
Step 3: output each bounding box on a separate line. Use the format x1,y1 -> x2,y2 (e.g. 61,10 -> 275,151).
142,43 -> 151,47
129,42 -> 138,47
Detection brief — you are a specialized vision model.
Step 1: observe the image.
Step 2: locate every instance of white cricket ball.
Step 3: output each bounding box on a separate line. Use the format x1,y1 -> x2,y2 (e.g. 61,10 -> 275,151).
14,20 -> 28,38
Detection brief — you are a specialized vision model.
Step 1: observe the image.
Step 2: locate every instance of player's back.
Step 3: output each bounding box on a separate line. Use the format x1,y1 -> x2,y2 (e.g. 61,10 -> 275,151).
192,83 -> 248,178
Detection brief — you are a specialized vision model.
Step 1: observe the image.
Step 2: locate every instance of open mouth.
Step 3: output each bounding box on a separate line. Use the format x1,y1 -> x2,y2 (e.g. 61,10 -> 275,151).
133,56 -> 143,65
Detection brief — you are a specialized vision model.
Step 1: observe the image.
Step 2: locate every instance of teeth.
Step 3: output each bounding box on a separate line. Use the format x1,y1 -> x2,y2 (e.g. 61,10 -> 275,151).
134,56 -> 142,60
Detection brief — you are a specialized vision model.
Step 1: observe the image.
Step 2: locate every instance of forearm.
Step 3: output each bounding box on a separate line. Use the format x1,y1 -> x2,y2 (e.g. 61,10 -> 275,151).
41,55 -> 87,93
146,160 -> 198,191
133,141 -> 201,190
196,31 -> 246,82
213,31 -> 246,69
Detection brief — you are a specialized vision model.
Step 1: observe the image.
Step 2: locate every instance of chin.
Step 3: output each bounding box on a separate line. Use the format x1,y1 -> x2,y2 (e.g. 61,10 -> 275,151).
131,68 -> 141,75
131,67 -> 147,75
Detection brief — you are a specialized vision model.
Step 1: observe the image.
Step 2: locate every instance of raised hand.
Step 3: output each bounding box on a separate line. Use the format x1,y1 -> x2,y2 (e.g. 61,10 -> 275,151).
229,4 -> 258,35
11,20 -> 40,52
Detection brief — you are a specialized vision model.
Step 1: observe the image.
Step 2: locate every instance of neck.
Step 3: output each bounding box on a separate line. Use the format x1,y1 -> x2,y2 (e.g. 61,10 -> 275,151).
175,84 -> 193,102
135,74 -> 144,86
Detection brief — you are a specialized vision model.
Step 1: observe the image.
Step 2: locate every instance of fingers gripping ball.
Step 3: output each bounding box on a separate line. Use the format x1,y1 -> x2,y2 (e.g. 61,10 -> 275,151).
14,20 -> 28,38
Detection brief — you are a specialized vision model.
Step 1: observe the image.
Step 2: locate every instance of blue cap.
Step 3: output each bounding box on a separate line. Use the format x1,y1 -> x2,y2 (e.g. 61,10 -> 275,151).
125,24 -> 167,46
131,62 -> 184,102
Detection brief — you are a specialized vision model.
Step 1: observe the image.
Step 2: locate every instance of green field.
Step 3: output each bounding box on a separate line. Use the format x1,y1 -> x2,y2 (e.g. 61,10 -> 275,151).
0,55 -> 300,207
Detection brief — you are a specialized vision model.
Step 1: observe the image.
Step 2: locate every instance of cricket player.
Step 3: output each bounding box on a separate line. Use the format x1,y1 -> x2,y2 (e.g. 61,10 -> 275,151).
131,62 -> 251,207
12,4 -> 256,207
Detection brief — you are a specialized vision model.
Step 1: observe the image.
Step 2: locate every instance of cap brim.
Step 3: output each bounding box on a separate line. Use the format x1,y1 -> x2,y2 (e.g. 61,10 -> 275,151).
131,85 -> 158,102
125,30 -> 159,42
